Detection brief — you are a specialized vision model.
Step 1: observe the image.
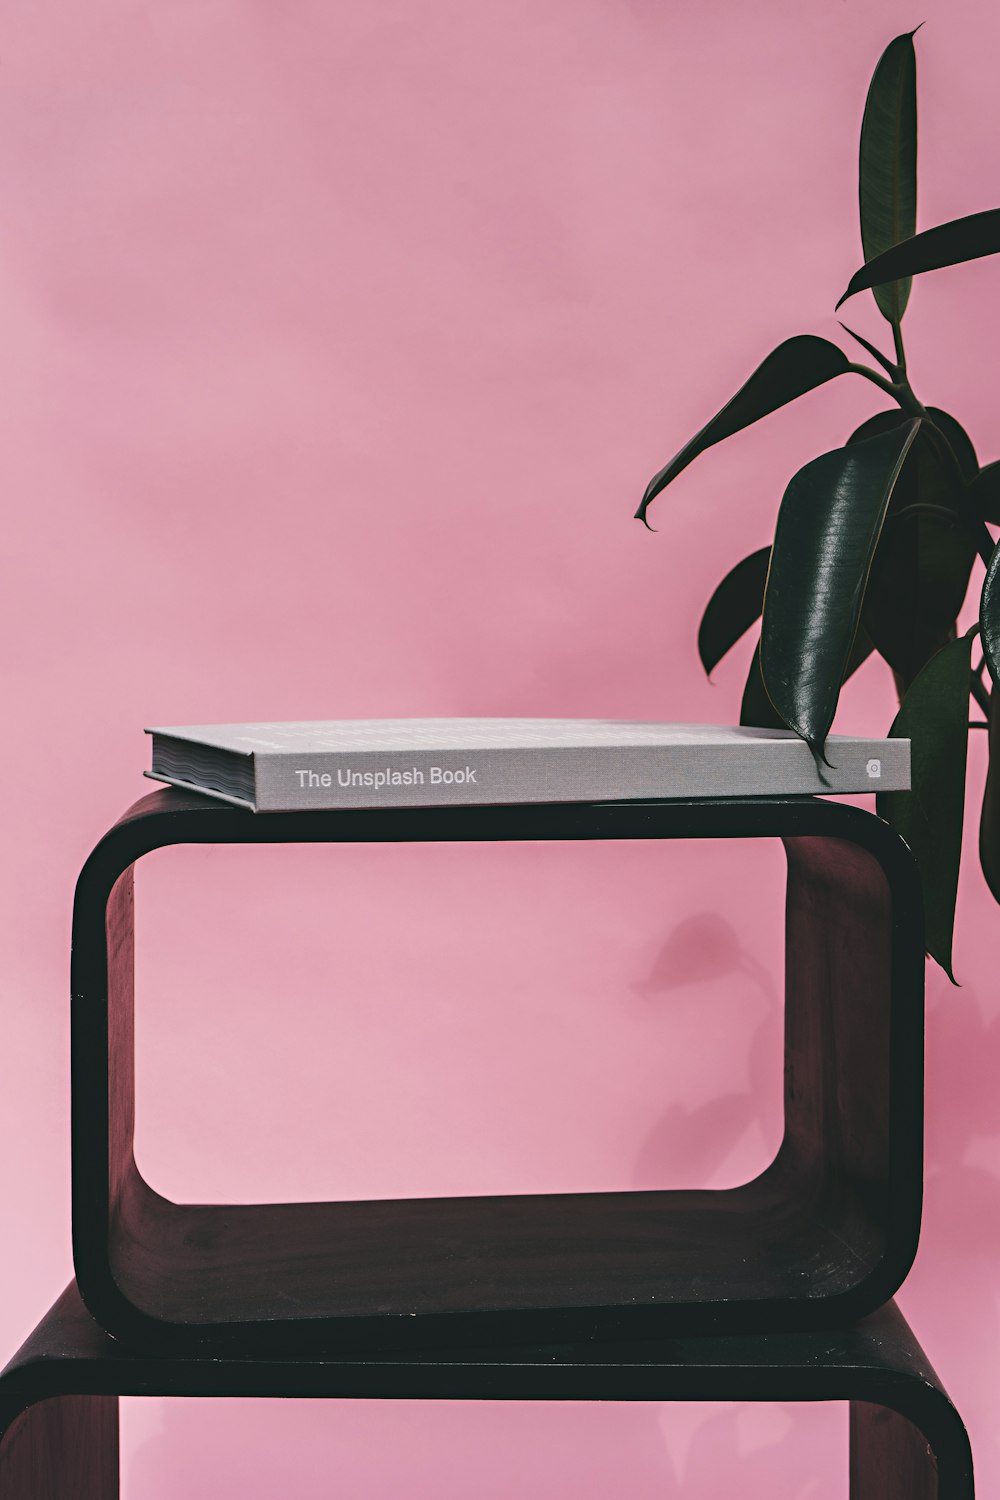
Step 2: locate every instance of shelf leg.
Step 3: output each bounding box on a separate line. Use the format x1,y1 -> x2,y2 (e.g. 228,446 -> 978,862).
0,1396 -> 118,1498
850,1400 -> 938,1499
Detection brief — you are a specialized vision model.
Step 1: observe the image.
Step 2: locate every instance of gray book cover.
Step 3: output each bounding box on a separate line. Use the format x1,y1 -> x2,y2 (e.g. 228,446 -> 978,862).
144,719 -> 910,811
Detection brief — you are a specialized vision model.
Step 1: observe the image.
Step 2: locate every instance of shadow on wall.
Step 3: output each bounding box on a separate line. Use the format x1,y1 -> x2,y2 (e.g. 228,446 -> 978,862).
632,911 -> 775,998
631,911 -> 782,1191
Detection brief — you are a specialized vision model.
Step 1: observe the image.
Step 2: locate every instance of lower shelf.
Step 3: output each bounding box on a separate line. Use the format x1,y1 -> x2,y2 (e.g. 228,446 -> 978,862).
0,1284 -> 974,1498
101,1166 -> 890,1351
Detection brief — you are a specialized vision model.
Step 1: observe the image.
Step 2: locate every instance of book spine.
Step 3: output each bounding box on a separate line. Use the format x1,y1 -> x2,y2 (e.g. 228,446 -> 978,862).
252,741 -> 910,811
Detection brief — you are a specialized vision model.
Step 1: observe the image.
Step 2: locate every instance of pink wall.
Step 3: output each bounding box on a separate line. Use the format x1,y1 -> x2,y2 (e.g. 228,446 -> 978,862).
2,1 -> 998,1494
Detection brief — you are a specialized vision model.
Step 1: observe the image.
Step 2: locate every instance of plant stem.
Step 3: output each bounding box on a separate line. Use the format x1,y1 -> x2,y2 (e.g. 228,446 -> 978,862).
970,522 -> 995,568
888,377 -> 927,418
847,363 -> 928,415
970,669 -> 991,717
853,329 -> 994,728
848,363 -> 898,396
871,318 -> 921,413
892,318 -> 907,377
864,356 -> 995,566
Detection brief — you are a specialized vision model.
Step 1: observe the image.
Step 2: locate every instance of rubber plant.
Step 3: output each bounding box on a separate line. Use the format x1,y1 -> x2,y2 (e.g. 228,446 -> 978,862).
637,27 -> 1000,980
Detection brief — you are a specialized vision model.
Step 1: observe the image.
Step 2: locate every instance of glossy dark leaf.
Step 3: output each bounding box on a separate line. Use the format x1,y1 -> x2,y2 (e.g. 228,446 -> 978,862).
837,208 -> 1000,309
867,513 -> 974,691
979,679 -> 1000,905
877,633 -> 975,980
980,539 -> 1000,689
847,405 -> 978,483
844,623 -> 877,682
925,409 -> 979,483
760,420 -> 921,756
969,460 -> 1000,523
739,641 -> 786,730
636,336 -> 853,526
739,628 -> 873,730
838,322 -> 897,375
844,415 -> 977,688
859,30 -> 918,325
698,547 -> 771,676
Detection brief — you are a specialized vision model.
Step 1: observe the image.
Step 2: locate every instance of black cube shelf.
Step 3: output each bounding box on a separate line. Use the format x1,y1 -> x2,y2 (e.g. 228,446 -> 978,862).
0,1285 -> 973,1499
70,787 -> 924,1355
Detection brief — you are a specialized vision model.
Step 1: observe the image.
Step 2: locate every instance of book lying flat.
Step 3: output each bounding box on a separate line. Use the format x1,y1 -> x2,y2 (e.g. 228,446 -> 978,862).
144,719 -> 909,812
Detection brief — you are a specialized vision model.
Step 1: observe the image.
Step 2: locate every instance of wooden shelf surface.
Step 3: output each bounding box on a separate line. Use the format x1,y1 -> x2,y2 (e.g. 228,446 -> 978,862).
72,789 -> 924,1352
0,1286 -> 973,1499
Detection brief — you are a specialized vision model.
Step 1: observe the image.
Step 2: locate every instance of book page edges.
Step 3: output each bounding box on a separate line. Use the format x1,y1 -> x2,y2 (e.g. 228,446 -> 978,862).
142,769 -> 257,811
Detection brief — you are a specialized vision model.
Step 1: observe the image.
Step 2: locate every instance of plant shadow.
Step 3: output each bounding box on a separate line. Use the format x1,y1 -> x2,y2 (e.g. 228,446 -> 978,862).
631,910 -> 782,1189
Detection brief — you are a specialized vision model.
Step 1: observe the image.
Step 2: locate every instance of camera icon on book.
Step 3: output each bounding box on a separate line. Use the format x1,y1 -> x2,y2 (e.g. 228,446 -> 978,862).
866,758 -> 882,780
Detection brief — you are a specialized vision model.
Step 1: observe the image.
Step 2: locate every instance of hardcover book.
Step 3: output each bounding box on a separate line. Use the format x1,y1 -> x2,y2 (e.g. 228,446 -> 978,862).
144,719 -> 910,812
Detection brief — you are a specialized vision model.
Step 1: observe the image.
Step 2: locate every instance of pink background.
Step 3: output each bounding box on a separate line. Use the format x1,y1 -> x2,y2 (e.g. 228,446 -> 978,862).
2,1 -> 998,1494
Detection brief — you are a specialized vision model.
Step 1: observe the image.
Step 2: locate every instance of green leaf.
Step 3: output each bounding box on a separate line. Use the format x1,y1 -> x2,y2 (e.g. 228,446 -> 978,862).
867,506 -> 975,691
843,623 -> 877,682
877,633 -> 975,980
980,539 -> 1000,689
636,336 -> 853,527
739,641 -> 787,730
845,414 -> 977,689
969,460 -> 1000,523
859,30 -> 918,325
838,321 -> 897,375
926,409 -> 978,483
740,628 -> 873,731
848,406 -> 978,481
698,547 -> 771,676
760,419 -> 921,756
837,208 -> 1000,309
978,677 -> 1000,905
